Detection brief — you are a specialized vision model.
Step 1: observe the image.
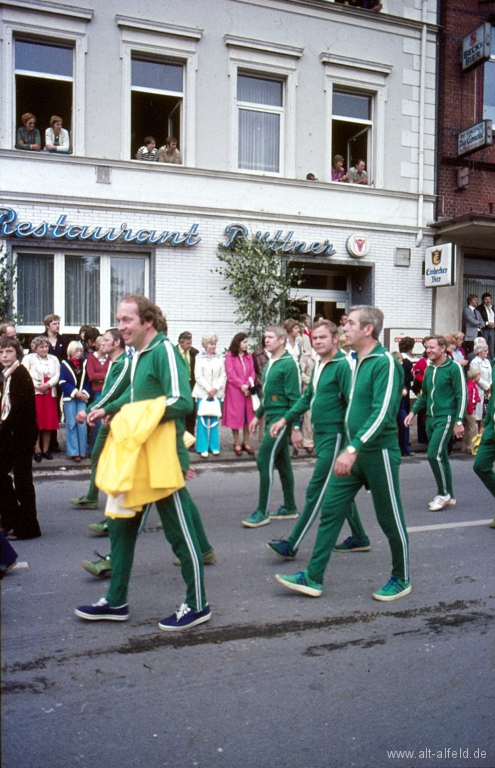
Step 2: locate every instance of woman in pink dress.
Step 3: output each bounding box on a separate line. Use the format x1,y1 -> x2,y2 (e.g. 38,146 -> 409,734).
222,332 -> 256,456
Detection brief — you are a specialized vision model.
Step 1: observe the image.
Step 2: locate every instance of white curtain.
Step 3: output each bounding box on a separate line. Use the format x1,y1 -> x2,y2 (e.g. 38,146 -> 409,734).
238,109 -> 280,172
237,75 -> 282,172
17,253 -> 54,325
111,257 -> 145,324
65,254 -> 100,326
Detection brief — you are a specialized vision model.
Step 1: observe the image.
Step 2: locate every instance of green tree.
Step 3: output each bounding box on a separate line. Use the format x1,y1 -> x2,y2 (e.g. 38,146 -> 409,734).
215,229 -> 302,345
0,251 -> 17,323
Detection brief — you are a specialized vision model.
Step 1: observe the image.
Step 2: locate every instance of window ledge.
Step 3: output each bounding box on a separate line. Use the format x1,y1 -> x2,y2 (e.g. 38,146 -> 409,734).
0,148 -> 434,204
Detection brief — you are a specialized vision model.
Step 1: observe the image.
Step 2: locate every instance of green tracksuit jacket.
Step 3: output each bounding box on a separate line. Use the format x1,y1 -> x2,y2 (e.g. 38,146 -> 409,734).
412,357 -> 466,422
256,351 -> 301,421
283,350 -> 353,433
345,342 -> 403,452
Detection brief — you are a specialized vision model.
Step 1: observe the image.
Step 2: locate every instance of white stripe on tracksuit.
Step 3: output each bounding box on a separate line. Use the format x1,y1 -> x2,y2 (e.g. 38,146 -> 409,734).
382,448 -> 409,583
172,491 -> 204,611
263,426 -> 287,515
293,433 -> 342,550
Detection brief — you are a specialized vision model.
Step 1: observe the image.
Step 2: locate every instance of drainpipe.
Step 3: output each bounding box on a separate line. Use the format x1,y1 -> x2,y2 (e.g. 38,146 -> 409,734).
416,0 -> 428,247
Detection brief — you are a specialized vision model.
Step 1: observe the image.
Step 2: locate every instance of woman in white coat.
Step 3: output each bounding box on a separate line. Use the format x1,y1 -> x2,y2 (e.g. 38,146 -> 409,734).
469,339 -> 492,430
191,333 -> 226,457
23,335 -> 60,461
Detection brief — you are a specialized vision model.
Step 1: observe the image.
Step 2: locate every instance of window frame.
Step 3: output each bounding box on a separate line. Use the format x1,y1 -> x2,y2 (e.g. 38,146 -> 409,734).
331,87 -> 374,181
225,35 -> 303,178
0,4 -> 91,154
321,53 -> 392,187
117,16 -> 202,166
236,72 -> 285,175
14,247 -> 150,334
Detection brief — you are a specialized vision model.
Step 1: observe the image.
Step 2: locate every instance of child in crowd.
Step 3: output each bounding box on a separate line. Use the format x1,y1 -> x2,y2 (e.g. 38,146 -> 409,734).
463,369 -> 481,453
135,136 -> 158,161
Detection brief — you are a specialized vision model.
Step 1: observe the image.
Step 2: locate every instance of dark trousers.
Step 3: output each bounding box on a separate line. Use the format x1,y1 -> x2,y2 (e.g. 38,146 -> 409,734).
0,436 -> 41,539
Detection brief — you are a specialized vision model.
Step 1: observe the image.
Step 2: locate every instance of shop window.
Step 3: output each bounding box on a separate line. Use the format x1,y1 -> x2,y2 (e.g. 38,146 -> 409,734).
237,74 -> 284,173
16,251 -> 148,332
131,56 -> 183,160
65,255 -> 100,326
14,39 -> 73,148
16,253 -> 54,325
332,90 -> 372,174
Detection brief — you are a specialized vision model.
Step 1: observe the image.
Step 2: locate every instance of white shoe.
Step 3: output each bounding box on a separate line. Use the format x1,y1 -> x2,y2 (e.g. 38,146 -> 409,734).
211,450 -> 220,455
446,498 -> 456,507
429,494 -> 451,511
200,451 -> 209,458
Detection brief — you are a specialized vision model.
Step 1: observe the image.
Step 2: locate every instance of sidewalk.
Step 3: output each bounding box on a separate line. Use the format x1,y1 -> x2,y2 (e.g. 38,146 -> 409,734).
31,420 -> 456,473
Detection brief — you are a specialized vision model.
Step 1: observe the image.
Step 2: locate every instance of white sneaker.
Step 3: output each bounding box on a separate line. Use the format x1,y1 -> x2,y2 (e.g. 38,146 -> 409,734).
200,451 -> 209,458
211,450 -> 220,455
446,498 -> 456,507
429,494 -> 451,511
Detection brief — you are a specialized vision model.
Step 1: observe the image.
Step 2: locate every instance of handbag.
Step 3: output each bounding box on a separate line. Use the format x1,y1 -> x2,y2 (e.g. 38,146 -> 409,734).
249,377 -> 261,412
197,397 -> 222,418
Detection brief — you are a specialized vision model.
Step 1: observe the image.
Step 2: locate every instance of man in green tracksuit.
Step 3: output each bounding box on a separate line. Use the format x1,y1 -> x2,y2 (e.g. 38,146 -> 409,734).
473,364 -> 495,528
266,319 -> 370,559
276,306 -> 411,602
405,336 -> 466,511
69,329 -> 131,513
75,295 -> 211,631
242,325 -> 301,528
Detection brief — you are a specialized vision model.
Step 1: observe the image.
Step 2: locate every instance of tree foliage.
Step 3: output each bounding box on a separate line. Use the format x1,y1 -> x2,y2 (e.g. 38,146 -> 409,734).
0,252 -> 17,323
215,230 -> 302,345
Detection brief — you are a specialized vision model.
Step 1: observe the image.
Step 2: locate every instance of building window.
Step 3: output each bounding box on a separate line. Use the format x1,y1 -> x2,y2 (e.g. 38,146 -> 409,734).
483,47 -> 495,124
237,74 -> 284,173
16,251 -> 148,332
332,89 -> 372,173
131,56 -> 183,160
14,38 -> 73,147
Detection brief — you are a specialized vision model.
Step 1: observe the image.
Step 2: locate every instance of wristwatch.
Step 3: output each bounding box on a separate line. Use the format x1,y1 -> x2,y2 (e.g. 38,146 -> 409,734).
346,445 -> 357,454
293,426 -> 301,431
456,421 -> 463,426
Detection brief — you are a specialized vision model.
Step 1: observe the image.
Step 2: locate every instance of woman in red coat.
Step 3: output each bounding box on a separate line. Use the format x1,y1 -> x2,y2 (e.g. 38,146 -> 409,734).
222,332 -> 256,456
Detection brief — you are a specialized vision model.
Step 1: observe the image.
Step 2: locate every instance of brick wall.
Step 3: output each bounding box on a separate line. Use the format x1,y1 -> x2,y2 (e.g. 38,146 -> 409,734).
437,0 -> 495,219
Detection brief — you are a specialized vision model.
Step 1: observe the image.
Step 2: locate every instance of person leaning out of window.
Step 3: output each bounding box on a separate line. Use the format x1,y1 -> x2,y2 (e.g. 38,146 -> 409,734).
157,136 -> 182,164
15,112 -> 41,151
60,342 -> 90,462
45,115 -> 70,154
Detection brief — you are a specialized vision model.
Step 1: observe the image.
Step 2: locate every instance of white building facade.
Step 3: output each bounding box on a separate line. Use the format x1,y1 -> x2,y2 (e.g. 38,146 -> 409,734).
1,0 -> 438,349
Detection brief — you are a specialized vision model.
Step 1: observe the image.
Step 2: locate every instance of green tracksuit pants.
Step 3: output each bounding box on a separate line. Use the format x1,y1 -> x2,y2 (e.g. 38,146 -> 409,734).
86,424 -> 109,502
256,417 -> 296,514
287,431 -> 369,552
106,488 -> 207,611
306,446 -> 409,585
473,424 -> 495,497
426,415 -> 454,497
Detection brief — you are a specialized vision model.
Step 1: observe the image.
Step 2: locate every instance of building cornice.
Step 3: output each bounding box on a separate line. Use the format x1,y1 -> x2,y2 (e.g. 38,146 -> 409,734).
115,15 -> 203,40
320,52 -> 392,76
0,0 -> 93,21
224,34 -> 304,58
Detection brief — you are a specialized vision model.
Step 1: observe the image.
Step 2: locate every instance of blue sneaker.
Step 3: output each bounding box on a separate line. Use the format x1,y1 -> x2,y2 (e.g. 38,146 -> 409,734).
74,597 -> 129,621
333,536 -> 371,552
242,510 -> 270,528
275,571 -> 323,597
266,539 -> 297,560
158,602 -> 211,631
269,505 -> 299,520
372,576 -> 411,602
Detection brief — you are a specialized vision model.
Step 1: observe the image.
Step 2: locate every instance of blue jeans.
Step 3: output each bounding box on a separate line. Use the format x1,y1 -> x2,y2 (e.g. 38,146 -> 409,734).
195,399 -> 220,454
64,399 -> 88,457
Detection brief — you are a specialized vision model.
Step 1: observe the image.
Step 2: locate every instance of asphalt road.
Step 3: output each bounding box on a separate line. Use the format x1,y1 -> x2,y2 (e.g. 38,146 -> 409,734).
2,456 -> 494,768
